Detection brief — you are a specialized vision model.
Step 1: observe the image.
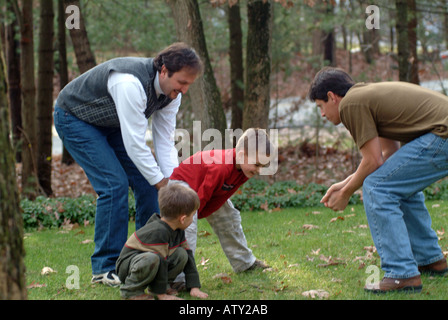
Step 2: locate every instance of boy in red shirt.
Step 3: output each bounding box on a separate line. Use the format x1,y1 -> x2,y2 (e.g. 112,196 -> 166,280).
169,128 -> 276,289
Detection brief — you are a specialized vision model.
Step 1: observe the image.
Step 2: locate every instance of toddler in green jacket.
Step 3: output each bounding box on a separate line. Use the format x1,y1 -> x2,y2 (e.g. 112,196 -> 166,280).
116,183 -> 208,300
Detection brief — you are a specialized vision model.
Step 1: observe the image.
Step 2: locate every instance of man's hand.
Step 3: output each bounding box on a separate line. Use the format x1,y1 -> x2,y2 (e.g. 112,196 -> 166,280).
155,178 -> 169,190
321,175 -> 353,211
322,188 -> 351,212
322,136 -> 391,212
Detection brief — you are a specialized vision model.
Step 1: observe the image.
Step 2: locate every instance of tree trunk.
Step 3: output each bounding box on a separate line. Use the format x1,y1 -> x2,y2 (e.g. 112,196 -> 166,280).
444,0 -> 448,51
167,0 -> 227,147
243,0 -> 273,130
322,3 -> 335,66
227,2 -> 244,131
58,0 -> 75,165
5,0 -> 22,163
36,0 -> 55,196
18,0 -> 39,199
65,0 -> 96,73
396,0 -> 410,82
0,40 -> 27,300
408,0 -> 419,84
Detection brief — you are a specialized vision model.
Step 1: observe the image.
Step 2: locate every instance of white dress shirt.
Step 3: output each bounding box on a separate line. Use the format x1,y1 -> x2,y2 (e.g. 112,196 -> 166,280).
107,71 -> 180,185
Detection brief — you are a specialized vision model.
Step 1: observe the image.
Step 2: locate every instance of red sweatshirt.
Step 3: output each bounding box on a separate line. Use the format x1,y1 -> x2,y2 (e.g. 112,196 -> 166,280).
169,149 -> 248,219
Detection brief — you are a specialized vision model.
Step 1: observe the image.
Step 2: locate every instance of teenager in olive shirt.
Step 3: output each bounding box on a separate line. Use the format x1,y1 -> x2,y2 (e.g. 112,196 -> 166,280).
308,67 -> 448,294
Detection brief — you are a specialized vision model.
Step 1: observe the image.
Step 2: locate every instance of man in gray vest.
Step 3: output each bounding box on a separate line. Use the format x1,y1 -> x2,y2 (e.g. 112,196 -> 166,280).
54,42 -> 202,286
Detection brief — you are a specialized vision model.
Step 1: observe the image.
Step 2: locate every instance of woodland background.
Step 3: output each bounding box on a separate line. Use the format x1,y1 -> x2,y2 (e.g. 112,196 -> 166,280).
3,0 -> 448,299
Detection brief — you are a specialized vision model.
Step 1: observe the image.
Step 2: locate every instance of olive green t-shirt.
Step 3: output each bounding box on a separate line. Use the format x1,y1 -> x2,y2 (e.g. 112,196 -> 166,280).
339,82 -> 448,148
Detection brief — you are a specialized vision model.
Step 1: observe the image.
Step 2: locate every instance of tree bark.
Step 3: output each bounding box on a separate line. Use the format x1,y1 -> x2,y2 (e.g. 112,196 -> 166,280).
18,0 -> 39,199
65,0 -> 96,73
5,0 -> 22,163
323,2 -> 335,66
58,0 -> 75,165
408,0 -> 419,84
396,0 -> 410,82
0,40 -> 27,300
227,2 -> 244,131
167,0 -> 227,147
243,0 -> 273,130
36,0 -> 55,196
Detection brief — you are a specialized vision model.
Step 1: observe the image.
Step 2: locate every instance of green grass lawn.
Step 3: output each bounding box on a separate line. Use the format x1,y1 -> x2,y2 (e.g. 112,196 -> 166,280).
24,201 -> 448,300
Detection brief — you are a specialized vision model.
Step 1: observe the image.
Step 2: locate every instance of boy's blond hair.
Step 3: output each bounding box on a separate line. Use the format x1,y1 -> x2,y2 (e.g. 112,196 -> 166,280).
235,128 -> 274,164
158,184 -> 200,220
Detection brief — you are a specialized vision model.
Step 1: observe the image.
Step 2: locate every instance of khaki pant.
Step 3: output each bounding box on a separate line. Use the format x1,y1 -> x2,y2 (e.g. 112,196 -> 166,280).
169,180 -> 256,283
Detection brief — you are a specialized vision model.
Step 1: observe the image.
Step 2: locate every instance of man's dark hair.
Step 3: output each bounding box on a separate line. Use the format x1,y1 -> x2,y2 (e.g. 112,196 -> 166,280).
154,42 -> 203,77
308,67 -> 355,102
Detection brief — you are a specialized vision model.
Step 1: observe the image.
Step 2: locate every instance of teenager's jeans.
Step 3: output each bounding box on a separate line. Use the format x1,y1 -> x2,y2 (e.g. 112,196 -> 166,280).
54,106 -> 159,274
362,133 -> 447,279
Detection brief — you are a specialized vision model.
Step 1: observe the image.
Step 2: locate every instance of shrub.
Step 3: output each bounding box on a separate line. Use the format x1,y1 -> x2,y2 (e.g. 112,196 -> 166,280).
230,179 -> 356,211
20,178 -> 447,230
21,195 -> 97,230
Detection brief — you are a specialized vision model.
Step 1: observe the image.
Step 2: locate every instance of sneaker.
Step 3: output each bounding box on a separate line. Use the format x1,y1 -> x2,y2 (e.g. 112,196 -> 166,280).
91,270 -> 121,287
245,259 -> 270,271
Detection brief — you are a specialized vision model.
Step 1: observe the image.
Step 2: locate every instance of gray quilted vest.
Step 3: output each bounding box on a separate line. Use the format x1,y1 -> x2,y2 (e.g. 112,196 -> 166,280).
56,57 -> 172,128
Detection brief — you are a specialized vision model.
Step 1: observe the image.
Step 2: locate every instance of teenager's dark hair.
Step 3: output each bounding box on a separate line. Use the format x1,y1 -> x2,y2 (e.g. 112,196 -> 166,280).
154,42 -> 203,77
308,67 -> 355,102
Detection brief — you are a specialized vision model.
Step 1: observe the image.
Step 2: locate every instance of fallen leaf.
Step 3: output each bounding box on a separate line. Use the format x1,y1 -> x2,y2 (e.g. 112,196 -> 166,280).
302,224 -> 319,230
212,273 -> 232,284
318,255 -> 345,267
198,230 -> 212,237
363,246 -> 376,253
81,239 -> 93,244
41,267 -> 56,275
330,216 -> 344,223
311,248 -> 321,255
260,201 -> 269,211
221,276 -> 232,284
302,289 -> 329,299
288,263 -> 300,268
200,257 -> 210,266
27,281 -> 47,289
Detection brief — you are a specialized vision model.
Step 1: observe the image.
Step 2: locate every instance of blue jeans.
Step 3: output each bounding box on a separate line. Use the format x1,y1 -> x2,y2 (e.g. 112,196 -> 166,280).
362,133 -> 447,279
54,106 -> 159,274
